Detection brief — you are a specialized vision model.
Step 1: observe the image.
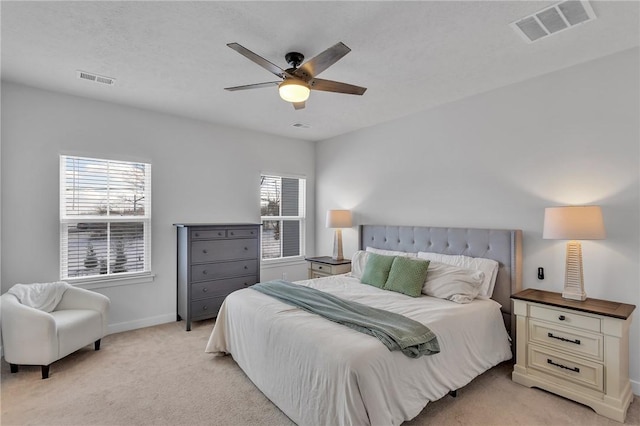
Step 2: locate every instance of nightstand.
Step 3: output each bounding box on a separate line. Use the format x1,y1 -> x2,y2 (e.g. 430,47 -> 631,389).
511,289 -> 635,422
305,256 -> 351,279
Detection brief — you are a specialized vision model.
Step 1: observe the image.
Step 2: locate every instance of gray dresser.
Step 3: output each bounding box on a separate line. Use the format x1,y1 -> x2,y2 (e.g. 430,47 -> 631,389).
175,223 -> 261,331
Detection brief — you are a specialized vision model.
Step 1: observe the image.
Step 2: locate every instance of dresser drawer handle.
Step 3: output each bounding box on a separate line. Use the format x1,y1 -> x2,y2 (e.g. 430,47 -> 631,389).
202,288 -> 208,293
218,232 -> 223,236
244,266 -> 248,270
558,315 -> 566,321
195,233 -> 199,237
318,266 -> 323,270
547,332 -> 580,345
203,249 -> 208,254
202,305 -> 208,311
547,358 -> 580,373
202,270 -> 207,275
230,232 -> 235,236
244,247 -> 248,250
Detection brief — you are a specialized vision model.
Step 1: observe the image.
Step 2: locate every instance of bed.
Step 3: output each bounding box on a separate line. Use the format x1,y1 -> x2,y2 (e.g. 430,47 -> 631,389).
206,225 -> 523,425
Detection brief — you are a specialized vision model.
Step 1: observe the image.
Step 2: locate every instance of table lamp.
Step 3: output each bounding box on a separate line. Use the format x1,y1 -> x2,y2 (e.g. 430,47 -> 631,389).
543,205 -> 606,301
326,210 -> 352,261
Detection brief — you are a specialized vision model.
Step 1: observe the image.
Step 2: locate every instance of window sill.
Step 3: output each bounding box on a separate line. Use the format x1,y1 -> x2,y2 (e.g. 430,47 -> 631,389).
67,273 -> 155,290
261,256 -> 306,268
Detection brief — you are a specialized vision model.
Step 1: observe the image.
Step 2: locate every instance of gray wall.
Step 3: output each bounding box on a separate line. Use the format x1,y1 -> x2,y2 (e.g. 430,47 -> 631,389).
1,82 -> 315,333
315,48 -> 640,392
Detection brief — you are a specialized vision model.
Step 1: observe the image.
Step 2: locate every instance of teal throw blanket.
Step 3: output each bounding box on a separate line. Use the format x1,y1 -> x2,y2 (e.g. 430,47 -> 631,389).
251,280 -> 440,358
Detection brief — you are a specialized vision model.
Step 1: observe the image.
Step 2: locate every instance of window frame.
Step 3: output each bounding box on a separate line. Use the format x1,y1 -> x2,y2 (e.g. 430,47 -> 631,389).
59,155 -> 154,288
260,173 -> 306,264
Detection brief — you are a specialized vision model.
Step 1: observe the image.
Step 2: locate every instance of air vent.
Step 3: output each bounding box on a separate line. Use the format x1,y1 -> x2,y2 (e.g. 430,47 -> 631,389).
511,1 -> 596,43
76,70 -> 116,86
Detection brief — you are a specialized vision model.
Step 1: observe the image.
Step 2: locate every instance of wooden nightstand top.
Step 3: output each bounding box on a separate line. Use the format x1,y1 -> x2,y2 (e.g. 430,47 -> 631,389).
305,256 -> 351,266
512,289 -> 635,320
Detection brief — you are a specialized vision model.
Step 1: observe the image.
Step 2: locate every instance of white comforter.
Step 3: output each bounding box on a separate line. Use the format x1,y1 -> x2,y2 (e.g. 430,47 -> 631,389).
206,275 -> 511,426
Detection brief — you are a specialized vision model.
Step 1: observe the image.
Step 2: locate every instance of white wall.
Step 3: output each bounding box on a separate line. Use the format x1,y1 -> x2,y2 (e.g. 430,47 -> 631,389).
315,48 -> 640,392
1,82 -> 315,333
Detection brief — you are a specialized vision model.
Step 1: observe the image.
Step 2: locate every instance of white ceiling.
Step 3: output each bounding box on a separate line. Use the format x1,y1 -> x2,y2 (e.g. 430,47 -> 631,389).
2,1 -> 638,141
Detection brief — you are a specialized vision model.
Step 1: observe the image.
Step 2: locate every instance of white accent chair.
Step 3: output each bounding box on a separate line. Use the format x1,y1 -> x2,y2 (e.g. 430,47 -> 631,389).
1,286 -> 110,379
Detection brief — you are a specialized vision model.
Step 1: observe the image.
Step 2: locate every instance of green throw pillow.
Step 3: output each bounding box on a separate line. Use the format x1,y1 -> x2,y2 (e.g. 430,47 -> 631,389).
360,253 -> 395,288
384,257 -> 430,297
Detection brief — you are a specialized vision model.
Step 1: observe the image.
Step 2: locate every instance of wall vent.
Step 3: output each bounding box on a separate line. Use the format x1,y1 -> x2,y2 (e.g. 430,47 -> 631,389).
510,1 -> 596,43
76,70 -> 116,86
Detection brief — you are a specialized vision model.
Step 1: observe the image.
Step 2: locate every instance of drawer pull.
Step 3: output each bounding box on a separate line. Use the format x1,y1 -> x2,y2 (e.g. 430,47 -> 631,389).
558,315 -> 566,321
547,332 -> 580,345
244,266 -> 248,269
318,266 -> 323,270
202,288 -> 208,293
218,232 -> 223,236
547,358 -> 580,373
230,232 -> 235,236
244,247 -> 248,250
202,270 -> 208,275
195,233 -> 200,237
202,305 -> 208,311
203,249 -> 208,254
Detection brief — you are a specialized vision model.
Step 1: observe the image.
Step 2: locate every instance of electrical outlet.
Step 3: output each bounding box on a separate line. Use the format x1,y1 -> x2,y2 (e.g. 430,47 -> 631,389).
282,272 -> 288,281
537,267 -> 544,280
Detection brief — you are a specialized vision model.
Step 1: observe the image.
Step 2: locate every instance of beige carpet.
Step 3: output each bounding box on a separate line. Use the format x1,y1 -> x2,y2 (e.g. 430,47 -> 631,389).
1,319 -> 638,426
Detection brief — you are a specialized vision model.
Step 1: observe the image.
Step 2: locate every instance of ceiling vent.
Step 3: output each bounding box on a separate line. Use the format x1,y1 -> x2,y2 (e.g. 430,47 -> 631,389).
76,70 -> 116,86
510,1 -> 596,43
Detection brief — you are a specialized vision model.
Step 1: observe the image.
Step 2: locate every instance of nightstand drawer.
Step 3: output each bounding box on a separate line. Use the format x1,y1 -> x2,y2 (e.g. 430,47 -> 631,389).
530,305 -> 601,332
529,319 -> 603,361
311,262 -> 350,275
528,345 -> 603,392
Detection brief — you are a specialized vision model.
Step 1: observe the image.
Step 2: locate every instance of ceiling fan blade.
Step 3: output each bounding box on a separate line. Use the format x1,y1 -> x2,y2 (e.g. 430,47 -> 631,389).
310,78 -> 367,95
227,42 -> 286,79
224,81 -> 280,91
293,101 -> 306,110
294,42 -> 351,80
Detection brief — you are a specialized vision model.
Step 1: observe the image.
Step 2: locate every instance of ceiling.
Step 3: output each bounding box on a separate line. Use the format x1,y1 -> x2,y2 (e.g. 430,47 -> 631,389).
1,1 -> 638,142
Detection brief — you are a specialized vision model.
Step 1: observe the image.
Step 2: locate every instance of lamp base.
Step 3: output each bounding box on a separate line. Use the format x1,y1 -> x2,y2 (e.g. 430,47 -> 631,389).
562,241 -> 587,301
332,229 -> 344,261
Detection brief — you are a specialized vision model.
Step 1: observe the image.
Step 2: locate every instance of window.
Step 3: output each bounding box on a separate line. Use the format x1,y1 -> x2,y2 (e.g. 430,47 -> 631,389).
260,175 -> 306,260
60,155 -> 151,280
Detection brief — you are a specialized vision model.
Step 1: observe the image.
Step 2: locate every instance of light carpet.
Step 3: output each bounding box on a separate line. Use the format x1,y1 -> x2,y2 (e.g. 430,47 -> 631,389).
1,319 -> 638,425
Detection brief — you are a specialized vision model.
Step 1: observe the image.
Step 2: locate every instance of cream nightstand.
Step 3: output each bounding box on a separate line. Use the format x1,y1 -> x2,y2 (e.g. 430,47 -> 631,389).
511,289 -> 635,422
305,256 -> 351,279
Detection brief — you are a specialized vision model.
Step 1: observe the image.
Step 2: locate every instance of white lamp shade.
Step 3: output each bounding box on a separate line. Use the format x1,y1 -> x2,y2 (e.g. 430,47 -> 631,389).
543,205 -> 606,240
279,80 -> 310,103
326,210 -> 352,228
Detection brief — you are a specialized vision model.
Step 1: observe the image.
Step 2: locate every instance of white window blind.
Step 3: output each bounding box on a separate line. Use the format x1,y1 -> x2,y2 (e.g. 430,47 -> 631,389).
60,155 -> 151,280
260,175 -> 305,260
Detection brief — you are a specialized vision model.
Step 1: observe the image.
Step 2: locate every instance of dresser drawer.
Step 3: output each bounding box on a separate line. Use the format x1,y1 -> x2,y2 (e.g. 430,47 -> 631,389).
528,344 -> 603,392
192,276 -> 258,300
191,239 -> 258,263
190,297 -> 225,319
191,259 -> 258,282
530,305 -> 601,332
529,319 -> 603,361
191,229 -> 226,239
226,228 -> 258,238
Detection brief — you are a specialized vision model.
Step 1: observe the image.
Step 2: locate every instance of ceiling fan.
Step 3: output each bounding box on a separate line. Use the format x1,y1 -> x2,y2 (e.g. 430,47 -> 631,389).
224,42 -> 367,110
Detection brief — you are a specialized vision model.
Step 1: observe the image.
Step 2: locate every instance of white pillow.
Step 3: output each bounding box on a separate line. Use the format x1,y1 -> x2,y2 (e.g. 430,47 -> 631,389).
366,247 -> 417,258
417,252 -> 499,297
349,250 -> 370,279
422,261 -> 484,303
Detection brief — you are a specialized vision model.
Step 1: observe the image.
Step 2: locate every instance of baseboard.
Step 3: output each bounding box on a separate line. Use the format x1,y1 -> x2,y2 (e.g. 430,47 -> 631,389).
107,313 -> 175,335
632,379 -> 639,397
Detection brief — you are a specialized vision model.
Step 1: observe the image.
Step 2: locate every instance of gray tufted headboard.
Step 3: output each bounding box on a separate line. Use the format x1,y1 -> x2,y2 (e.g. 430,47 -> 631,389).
360,225 -> 523,338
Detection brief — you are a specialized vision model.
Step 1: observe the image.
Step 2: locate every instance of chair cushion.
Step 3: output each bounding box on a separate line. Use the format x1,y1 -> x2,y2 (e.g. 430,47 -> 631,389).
51,309 -> 103,359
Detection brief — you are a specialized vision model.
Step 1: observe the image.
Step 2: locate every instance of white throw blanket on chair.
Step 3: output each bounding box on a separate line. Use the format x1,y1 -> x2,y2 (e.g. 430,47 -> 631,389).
8,282 -> 70,312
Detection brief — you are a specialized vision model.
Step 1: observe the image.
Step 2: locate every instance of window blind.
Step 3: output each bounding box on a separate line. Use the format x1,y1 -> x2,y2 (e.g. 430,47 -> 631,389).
260,175 -> 305,260
60,155 -> 151,279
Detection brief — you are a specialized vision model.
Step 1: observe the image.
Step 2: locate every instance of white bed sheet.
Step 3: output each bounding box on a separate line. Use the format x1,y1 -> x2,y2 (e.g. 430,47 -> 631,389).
205,275 -> 512,426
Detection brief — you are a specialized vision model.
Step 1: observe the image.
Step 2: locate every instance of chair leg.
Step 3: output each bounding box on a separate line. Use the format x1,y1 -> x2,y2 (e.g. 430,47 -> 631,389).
95,339 -> 101,351
41,365 -> 50,379
10,363 -> 18,373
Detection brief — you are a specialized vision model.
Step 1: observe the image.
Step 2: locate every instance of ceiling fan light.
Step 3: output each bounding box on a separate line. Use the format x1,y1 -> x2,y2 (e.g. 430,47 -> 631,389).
279,80 -> 310,103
